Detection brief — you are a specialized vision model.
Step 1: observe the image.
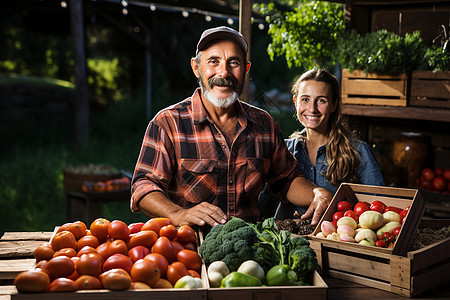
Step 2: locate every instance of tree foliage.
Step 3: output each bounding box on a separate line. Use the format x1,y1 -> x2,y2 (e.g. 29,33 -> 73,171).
254,0 -> 345,70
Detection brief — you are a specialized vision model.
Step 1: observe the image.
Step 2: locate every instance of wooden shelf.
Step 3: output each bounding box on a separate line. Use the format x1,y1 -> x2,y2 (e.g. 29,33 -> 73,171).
342,104 -> 450,123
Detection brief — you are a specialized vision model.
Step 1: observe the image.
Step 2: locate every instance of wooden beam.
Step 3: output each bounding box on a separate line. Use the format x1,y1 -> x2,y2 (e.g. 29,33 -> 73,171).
70,0 -> 89,148
239,0 -> 252,102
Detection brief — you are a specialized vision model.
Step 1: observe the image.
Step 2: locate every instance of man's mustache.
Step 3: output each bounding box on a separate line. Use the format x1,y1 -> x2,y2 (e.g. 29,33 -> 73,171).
208,76 -> 237,89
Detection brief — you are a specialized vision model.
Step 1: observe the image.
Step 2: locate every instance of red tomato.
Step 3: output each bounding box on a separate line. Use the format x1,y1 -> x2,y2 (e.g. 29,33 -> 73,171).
182,242 -> 197,252
331,220 -> 338,230
176,225 -> 197,244
444,169 -> 450,181
144,253 -> 169,277
432,176 -> 447,191
46,255 -> 75,280
375,240 -> 387,248
90,218 -> 111,241
176,249 -> 202,272
392,227 -> 401,236
76,253 -> 104,277
108,220 -> 130,241
49,278 -> 77,292
34,243 -> 55,262
108,239 -> 128,256
399,206 -> 410,219
103,253 -> 133,275
344,210 -> 359,222
370,201 -> 386,214
77,235 -> 100,251
332,211 -> 344,222
131,259 -> 160,287
166,261 -> 189,286
96,241 -> 111,261
188,269 -> 201,278
77,245 -> 98,257
128,222 -> 145,234
100,268 -> 132,291
152,236 -> 176,263
336,201 -> 352,212
129,230 -> 158,249
128,246 -> 151,263
422,168 -> 435,181
75,275 -> 102,290
53,247 -> 77,258
160,224 -> 178,240
421,180 -> 433,191
435,167 -> 444,176
383,206 -> 403,214
141,218 -> 172,235
67,221 -> 88,240
354,202 -> 370,216
14,270 -> 50,293
51,230 -> 77,251
34,260 -> 49,275
172,240 -> 184,254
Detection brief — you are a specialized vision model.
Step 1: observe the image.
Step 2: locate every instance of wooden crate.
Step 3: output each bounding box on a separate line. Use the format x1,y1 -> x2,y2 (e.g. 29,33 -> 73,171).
309,219 -> 450,298
341,69 -> 408,106
409,70 -> 450,109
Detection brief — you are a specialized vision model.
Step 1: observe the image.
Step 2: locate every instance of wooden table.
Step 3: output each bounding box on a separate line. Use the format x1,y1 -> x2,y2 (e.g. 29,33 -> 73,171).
1,231 -> 449,300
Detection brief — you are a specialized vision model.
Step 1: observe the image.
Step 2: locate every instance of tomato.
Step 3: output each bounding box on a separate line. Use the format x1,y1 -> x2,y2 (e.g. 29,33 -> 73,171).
172,240 -> 184,254
103,253 -> 133,274
34,260 -> 49,275
100,268 -> 132,291
108,239 -> 128,256
336,201 -> 352,212
176,225 -> 197,244
96,241 -> 111,261
128,246 -> 151,263
166,261 -> 189,286
353,202 -> 370,216
56,223 -> 72,234
375,240 -> 387,248
108,220 -> 130,241
49,277 -> 77,292
399,206 -> 410,220
14,270 -> 50,293
90,218 -> 111,241
420,179 -> 433,191
76,253 -> 104,277
75,274 -> 102,290
67,221 -> 88,240
34,242 -> 54,262
344,210 -> 359,222
153,278 -> 173,289
392,227 -> 401,236
128,222 -> 145,234
67,256 -> 80,281
332,211 -> 344,222
144,253 -> 169,277
370,201 -> 386,214
130,282 -> 151,289
141,217 -> 172,234
129,230 -> 158,249
76,235 -> 100,251
435,167 -> 444,176
181,242 -> 197,251
432,176 -> 447,191
131,259 -> 160,287
384,206 -> 403,214
77,245 -> 98,257
331,220 -> 338,230
53,247 -> 77,258
422,168 -> 435,181
176,249 -> 202,272
160,224 -> 178,240
51,230 -> 77,251
152,236 -> 176,263
444,169 -> 450,181
188,269 -> 201,278
46,255 -> 75,279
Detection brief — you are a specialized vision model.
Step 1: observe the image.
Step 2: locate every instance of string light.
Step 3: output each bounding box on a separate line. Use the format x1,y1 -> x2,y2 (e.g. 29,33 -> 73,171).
149,4 -> 156,11
181,10 -> 189,18
227,18 -> 234,25
205,15 -> 212,22
122,8 -> 128,15
60,0 -> 67,8
121,0 -> 128,7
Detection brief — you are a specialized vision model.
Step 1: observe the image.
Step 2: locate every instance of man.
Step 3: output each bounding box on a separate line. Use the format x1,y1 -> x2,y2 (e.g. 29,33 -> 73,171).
131,26 -> 332,227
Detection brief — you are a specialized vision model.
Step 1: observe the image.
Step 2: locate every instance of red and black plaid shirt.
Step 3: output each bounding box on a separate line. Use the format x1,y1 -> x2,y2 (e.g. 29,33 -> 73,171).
131,88 -> 301,222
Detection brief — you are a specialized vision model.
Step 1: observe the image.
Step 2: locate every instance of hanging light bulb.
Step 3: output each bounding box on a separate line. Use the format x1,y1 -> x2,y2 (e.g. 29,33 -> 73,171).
122,8 -> 128,15
258,23 -> 265,30
121,0 -> 128,7
149,4 -> 156,11
181,10 -> 189,18
205,15 -> 212,22
60,0 -> 67,8
227,18 -> 234,25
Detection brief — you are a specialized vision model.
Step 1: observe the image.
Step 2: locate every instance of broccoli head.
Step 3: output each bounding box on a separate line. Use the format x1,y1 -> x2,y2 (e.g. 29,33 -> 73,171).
289,246 -> 319,285
198,217 -> 258,271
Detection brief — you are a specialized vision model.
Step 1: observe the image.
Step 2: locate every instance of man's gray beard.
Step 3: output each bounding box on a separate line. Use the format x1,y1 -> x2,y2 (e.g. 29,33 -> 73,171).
202,87 -> 238,108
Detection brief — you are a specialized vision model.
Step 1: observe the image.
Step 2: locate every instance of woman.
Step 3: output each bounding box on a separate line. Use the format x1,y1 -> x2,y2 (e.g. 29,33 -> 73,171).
274,68 -> 385,219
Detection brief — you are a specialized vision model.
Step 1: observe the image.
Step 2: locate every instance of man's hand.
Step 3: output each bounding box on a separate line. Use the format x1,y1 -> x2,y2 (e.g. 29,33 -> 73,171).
173,202 -> 227,227
301,187 -> 332,225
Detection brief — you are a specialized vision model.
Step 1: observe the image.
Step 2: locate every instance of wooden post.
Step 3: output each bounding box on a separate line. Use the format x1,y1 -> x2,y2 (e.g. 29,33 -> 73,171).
239,0 -> 252,102
70,0 -> 89,148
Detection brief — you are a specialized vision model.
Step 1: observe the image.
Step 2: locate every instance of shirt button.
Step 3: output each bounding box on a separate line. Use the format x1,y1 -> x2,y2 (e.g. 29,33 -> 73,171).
222,144 -> 226,149
229,206 -> 234,212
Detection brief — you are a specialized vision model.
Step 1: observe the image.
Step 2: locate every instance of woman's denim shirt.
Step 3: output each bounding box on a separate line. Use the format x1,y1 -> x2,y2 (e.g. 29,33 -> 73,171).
285,136 -> 385,195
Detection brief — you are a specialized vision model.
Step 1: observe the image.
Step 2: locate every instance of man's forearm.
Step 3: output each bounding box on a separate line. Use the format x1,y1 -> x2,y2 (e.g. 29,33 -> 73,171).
285,176 -> 316,206
138,191 -> 183,221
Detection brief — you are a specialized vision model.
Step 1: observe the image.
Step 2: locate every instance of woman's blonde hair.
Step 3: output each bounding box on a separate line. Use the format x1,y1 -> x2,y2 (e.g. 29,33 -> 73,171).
290,68 -> 361,186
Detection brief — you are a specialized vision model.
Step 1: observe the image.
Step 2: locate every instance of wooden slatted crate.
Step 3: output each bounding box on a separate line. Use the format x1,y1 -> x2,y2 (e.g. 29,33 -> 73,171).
409,70 -> 450,109
341,69 -> 408,106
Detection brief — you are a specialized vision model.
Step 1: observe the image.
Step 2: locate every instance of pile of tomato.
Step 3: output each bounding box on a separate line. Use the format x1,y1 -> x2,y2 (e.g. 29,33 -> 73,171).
14,217 -> 202,293
417,168 -> 450,193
